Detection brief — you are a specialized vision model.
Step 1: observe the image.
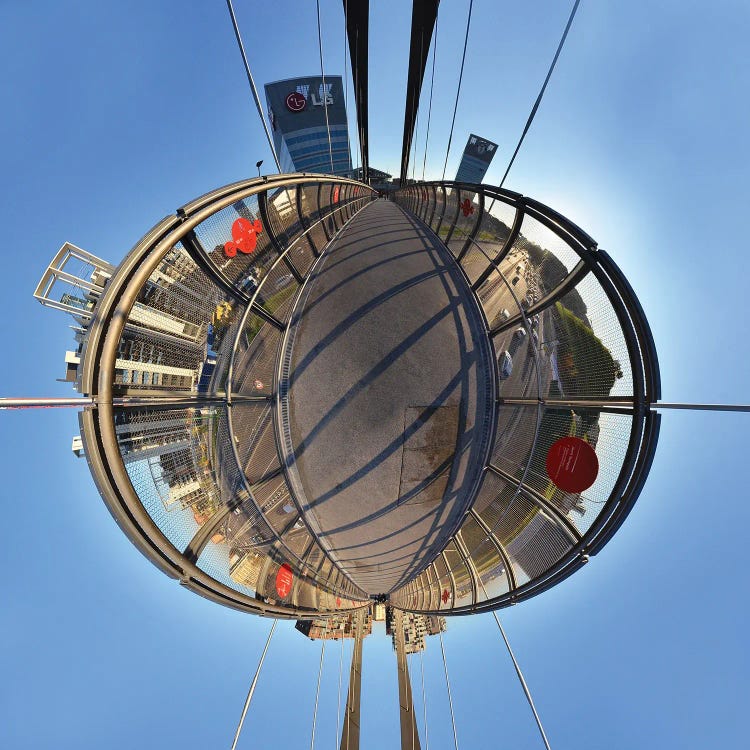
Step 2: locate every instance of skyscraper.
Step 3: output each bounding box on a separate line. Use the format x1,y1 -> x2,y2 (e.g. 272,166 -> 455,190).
265,75 -> 352,175
454,133 -> 498,184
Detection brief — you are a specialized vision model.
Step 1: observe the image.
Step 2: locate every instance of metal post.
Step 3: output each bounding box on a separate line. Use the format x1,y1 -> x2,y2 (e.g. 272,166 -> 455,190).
340,609 -> 365,750
0,397 -> 93,409
230,619 -> 277,750
652,402 -> 750,412
310,620 -> 329,750
393,608 -> 422,750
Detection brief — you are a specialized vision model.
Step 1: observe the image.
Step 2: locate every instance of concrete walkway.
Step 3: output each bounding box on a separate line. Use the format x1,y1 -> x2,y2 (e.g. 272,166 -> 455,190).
280,200 -> 494,594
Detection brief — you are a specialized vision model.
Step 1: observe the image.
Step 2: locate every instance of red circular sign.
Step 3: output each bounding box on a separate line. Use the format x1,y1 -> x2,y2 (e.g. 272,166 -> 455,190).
275,563 -> 294,599
546,437 -> 599,493
286,92 -> 306,112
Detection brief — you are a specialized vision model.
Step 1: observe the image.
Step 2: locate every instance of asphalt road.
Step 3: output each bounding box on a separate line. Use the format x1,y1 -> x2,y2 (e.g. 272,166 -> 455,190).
281,200 -> 494,595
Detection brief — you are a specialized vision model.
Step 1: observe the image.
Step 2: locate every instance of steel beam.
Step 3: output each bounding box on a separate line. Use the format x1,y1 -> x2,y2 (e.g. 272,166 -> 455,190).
400,1 -> 439,183
340,608 -> 366,750
392,608 -> 422,750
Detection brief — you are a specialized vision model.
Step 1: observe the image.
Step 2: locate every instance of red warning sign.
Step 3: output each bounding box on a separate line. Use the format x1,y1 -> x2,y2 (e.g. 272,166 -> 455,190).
336,597 -> 341,607
275,563 -> 294,599
441,589 -> 451,604
546,436 -> 599,493
333,185 -> 340,203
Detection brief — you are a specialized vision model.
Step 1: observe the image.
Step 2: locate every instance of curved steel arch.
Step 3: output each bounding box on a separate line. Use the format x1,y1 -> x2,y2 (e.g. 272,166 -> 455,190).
77,174 -> 377,618
388,180 -> 661,615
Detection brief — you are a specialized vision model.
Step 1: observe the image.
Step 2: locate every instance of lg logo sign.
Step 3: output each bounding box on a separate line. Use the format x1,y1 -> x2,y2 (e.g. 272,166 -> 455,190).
285,92 -> 306,112
285,83 -> 334,112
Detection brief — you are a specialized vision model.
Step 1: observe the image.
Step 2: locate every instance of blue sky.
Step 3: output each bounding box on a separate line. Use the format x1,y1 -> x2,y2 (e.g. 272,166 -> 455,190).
1,1 -> 749,748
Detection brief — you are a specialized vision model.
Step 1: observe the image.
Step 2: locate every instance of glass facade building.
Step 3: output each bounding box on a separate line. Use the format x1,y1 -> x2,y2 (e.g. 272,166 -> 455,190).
265,76 -> 352,175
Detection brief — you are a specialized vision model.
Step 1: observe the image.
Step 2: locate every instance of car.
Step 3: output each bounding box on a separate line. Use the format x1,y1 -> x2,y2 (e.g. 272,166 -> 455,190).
498,350 -> 513,379
512,327 -> 527,343
240,272 -> 259,292
509,327 -> 527,356
511,276 -> 520,286
499,308 -> 510,321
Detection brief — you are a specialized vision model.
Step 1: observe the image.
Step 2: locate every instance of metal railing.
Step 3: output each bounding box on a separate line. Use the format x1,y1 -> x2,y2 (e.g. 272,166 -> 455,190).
388,181 -> 661,614
76,173 -> 377,618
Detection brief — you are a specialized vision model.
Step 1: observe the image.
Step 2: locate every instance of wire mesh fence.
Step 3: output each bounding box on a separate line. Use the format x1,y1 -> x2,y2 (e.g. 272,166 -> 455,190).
390,181 -> 657,613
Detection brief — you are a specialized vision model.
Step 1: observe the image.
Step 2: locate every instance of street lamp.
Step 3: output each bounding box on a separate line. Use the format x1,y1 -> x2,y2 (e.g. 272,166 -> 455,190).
256,160 -> 263,177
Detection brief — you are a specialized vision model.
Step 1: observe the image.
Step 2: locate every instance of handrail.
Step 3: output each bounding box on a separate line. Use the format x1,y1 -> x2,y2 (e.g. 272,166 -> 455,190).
77,174 -> 376,617
389,180 -> 660,615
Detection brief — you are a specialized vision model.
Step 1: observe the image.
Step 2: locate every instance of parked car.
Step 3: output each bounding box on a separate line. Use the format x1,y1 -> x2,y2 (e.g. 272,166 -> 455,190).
509,327 -> 527,356
498,350 -> 513,379
512,327 -> 527,344
499,308 -> 510,321
240,271 -> 259,292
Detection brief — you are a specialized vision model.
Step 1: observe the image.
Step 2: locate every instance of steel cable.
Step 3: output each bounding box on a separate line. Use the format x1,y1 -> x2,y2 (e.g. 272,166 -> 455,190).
225,0 -> 281,172
441,0 -> 474,181
478,577 -> 552,750
420,649 -> 429,750
421,11 -> 439,182
498,0 -> 581,188
316,0 -> 336,173
410,33 -> 424,181
439,631 -> 459,750
230,619 -> 277,750
343,0 -> 354,175
336,633 -> 344,749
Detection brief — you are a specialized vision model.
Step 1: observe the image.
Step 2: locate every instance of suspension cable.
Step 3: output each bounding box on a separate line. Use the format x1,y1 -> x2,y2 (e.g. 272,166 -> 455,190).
492,611 -> 552,749
343,0 -> 353,175
498,0 -> 581,188
419,649 -> 429,750
438,631 -> 459,750
230,619 -> 277,750
310,619 -> 329,750
421,11 -> 439,182
225,0 -> 281,172
477,578 -> 552,750
410,33 -> 424,182
441,0 -> 474,181
411,653 -> 416,750
316,0 -> 336,173
336,632 -> 344,749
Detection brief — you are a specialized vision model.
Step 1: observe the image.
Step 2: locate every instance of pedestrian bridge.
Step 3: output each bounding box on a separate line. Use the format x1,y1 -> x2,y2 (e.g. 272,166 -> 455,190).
71,173 -> 660,618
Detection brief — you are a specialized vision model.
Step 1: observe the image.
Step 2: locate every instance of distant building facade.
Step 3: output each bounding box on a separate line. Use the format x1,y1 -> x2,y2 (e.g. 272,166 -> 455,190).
296,609 -> 373,640
385,607 -> 446,654
455,133 -> 498,184
265,76 -> 352,175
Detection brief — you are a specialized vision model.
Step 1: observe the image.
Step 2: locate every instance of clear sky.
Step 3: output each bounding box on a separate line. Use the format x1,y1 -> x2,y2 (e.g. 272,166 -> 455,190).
1,1 -> 749,748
